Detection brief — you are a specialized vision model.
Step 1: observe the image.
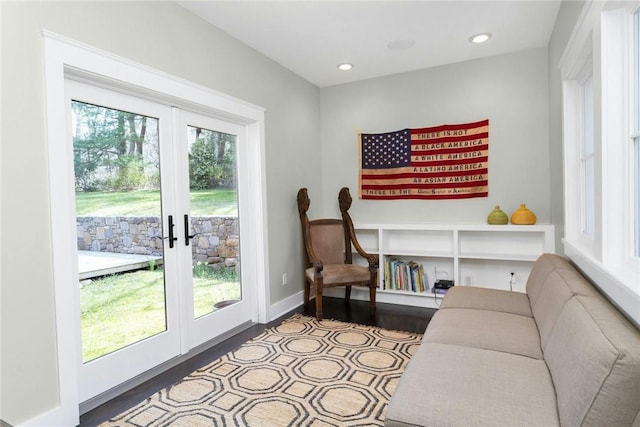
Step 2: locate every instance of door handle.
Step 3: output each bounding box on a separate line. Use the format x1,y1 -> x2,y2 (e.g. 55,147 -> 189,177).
167,215 -> 178,248
184,214 -> 197,246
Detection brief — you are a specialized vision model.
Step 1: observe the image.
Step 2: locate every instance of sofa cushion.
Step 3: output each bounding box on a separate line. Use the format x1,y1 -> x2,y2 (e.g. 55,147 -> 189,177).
385,342 -> 559,427
531,269 -> 574,348
532,267 -> 605,348
544,296 -> 640,427
424,308 -> 543,359
439,286 -> 532,317
526,253 -> 573,305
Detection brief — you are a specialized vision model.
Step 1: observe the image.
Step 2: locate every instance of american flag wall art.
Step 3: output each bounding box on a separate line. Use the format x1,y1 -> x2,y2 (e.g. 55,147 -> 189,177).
359,119 -> 489,200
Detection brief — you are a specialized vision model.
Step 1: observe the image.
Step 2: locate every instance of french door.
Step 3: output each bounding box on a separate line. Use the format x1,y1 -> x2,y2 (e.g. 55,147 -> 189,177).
67,79 -> 252,402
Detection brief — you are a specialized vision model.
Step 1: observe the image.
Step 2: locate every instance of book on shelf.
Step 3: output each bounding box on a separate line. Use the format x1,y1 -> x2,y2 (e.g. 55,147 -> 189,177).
383,258 -> 426,292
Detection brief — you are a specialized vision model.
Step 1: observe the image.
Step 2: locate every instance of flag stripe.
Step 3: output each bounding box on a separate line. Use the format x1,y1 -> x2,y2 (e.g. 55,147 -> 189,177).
361,168 -> 488,180
359,120 -> 489,200
411,140 -> 488,156
412,156 -> 488,168
411,132 -> 489,145
411,119 -> 489,134
363,180 -> 488,190
363,192 -> 489,200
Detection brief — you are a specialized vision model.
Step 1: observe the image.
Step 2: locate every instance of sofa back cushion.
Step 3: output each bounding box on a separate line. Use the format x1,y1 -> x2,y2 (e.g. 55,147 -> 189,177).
531,270 -> 573,347
526,254 -> 573,305
544,296 -> 640,427
531,266 -> 602,348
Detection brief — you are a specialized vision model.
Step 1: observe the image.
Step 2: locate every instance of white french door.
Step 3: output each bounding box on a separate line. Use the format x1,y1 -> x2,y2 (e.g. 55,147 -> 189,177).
175,110 -> 252,351
66,79 -> 253,403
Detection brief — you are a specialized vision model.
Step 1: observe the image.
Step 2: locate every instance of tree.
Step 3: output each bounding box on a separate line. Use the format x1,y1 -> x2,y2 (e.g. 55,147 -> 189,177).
188,128 -> 236,190
72,101 -> 159,192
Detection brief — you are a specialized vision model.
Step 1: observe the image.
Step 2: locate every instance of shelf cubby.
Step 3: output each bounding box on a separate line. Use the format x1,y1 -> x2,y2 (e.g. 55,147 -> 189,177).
347,223 -> 555,308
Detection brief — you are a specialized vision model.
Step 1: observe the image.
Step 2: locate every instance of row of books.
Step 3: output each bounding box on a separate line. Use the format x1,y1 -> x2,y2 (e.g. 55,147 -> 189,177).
383,258 -> 427,292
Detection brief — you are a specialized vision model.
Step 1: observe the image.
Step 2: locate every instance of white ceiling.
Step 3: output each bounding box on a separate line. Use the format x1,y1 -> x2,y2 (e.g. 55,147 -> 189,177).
179,1 -> 561,88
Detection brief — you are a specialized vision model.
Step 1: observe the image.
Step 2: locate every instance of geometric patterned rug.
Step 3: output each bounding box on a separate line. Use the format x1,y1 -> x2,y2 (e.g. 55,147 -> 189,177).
100,314 -> 423,426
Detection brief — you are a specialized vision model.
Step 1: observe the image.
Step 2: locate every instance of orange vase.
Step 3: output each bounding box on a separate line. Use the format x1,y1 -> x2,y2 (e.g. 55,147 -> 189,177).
511,204 -> 536,225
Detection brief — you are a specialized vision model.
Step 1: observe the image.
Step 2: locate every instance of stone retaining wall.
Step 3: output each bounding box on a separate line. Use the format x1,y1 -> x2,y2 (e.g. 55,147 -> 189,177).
77,216 -> 239,269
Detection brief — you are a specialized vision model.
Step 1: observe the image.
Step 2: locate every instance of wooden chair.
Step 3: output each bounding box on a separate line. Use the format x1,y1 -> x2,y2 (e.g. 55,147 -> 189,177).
297,187 -> 379,320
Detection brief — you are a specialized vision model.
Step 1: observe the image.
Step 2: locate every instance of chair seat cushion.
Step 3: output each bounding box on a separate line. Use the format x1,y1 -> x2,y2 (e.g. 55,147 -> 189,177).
305,264 -> 371,286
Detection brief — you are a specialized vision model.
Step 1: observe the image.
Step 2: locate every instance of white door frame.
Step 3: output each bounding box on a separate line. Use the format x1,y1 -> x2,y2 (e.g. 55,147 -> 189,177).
40,31 -> 269,426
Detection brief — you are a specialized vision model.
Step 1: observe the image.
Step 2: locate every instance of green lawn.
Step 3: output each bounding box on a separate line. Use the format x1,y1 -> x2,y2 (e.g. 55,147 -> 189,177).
80,268 -> 241,362
75,189 -> 237,216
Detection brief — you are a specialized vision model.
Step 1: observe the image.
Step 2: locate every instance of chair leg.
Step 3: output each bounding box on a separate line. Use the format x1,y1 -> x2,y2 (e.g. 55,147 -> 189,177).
344,285 -> 352,302
316,287 -> 323,321
369,284 -> 377,317
303,280 -> 310,310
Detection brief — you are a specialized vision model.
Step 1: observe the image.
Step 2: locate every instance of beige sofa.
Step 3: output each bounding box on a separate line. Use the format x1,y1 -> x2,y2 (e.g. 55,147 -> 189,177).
386,254 -> 640,427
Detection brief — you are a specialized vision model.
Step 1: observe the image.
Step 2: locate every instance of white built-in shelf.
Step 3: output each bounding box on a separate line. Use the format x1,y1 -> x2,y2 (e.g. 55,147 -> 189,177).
340,223 -> 555,309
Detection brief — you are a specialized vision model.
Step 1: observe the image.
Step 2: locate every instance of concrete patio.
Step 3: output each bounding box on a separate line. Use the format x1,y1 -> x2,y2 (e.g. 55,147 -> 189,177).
78,251 -> 163,280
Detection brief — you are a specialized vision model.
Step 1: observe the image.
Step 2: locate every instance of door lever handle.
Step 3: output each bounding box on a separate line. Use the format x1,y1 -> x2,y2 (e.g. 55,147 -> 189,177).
167,215 -> 178,248
184,214 -> 196,246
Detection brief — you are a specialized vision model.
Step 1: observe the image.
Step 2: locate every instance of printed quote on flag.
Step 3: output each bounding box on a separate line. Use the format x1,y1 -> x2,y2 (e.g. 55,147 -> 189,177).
359,119 -> 489,200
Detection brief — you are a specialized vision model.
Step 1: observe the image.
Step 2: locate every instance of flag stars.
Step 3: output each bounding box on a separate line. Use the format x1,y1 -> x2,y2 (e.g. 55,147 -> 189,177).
361,129 -> 411,169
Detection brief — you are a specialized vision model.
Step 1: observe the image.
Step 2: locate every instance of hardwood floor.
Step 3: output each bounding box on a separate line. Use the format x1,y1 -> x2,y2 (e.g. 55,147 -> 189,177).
79,297 -> 436,426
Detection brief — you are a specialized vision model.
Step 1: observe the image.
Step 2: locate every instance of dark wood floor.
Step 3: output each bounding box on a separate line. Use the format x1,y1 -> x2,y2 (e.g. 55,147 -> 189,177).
79,297 -> 436,426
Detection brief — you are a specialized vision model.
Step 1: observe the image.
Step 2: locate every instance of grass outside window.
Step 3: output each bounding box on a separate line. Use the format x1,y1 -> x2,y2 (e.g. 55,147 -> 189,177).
80,268 -> 240,362
78,188 -> 240,362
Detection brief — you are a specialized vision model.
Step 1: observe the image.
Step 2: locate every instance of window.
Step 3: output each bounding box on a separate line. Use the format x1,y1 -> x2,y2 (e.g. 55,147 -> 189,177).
560,2 -> 640,325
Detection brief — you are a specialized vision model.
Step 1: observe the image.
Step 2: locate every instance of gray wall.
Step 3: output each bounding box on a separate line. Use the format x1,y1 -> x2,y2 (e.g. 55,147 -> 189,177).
320,48 -> 551,223
0,1 -> 585,424
0,2 -> 320,424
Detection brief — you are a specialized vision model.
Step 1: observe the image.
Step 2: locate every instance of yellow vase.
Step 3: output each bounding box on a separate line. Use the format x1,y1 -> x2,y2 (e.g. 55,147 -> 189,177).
511,204 -> 536,225
487,206 -> 509,225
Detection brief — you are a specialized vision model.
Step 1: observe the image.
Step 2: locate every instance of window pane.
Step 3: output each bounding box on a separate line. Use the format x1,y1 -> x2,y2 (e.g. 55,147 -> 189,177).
635,10 -> 639,132
634,10 -> 640,256
72,101 -> 168,363
635,138 -> 640,256
583,77 -> 594,155
187,125 -> 241,319
581,76 -> 595,237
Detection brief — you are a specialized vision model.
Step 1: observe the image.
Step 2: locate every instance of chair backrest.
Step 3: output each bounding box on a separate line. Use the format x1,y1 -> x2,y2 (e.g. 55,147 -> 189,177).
309,219 -> 347,265
297,188 -> 354,267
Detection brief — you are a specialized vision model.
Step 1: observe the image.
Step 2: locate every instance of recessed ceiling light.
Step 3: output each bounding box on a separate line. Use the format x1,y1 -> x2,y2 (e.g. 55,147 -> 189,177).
388,39 -> 415,51
470,33 -> 492,44
337,63 -> 354,71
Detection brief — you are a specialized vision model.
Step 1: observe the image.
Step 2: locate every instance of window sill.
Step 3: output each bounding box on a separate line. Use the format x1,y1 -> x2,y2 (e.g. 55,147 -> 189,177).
563,239 -> 640,328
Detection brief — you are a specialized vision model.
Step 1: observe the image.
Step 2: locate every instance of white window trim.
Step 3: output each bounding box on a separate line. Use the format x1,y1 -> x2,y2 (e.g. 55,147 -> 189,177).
38,31 -> 270,427
560,0 -> 640,327
561,35 -> 595,253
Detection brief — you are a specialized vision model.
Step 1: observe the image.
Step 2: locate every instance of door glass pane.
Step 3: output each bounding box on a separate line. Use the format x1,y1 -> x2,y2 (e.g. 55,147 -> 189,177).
187,125 -> 241,318
72,101 -> 167,363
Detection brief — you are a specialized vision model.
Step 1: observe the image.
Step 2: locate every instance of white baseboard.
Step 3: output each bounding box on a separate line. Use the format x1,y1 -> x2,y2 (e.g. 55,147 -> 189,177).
323,287 -> 441,309
269,290 -> 305,321
16,404 -> 76,427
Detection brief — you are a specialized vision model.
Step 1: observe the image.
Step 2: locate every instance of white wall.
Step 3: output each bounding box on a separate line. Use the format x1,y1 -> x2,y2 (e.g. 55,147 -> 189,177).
0,2 -> 320,424
320,48 -> 551,224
